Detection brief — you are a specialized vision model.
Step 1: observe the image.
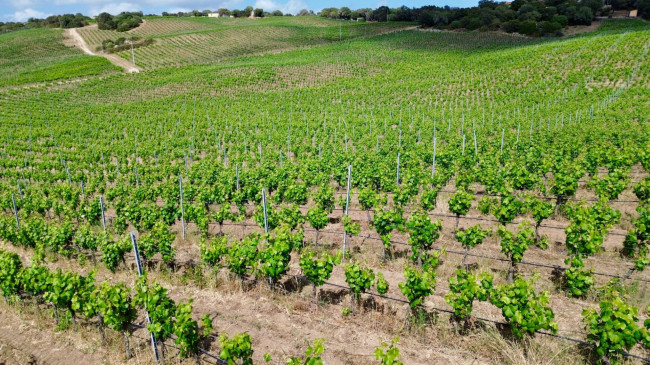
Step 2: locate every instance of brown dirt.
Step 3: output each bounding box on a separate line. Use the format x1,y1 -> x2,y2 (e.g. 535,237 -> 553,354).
563,21 -> 602,37
0,307 -> 104,365
62,25 -> 142,73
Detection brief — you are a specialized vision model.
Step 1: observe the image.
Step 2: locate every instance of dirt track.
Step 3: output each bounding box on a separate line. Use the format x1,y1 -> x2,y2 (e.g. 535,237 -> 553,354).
63,26 -> 142,73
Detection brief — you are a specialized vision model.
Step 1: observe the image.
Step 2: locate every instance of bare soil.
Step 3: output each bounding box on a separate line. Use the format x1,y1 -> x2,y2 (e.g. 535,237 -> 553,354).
63,25 -> 142,73
0,307 -> 104,365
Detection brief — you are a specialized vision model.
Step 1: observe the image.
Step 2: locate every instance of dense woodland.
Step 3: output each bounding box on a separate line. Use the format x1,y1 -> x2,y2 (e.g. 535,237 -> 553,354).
96,12 -> 144,32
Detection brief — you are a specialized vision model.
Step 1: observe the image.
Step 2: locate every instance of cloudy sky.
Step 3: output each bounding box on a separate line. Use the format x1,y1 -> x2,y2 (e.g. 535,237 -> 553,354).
1,0 -> 478,22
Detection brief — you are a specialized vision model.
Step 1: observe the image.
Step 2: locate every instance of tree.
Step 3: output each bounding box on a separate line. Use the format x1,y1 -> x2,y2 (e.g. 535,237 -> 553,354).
97,13 -> 115,30
306,207 -> 328,246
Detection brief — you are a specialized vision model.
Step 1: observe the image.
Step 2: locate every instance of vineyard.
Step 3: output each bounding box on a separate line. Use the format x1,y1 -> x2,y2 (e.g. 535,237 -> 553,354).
0,27 -> 119,88
76,16 -> 413,69
0,16 -> 650,365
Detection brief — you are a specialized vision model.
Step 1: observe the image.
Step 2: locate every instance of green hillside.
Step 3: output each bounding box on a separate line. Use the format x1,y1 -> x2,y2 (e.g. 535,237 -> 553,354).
77,16 -> 414,69
0,28 -> 118,87
0,17 -> 649,365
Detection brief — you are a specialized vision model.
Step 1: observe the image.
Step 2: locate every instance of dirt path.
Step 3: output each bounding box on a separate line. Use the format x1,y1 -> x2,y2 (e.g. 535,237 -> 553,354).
0,309 -> 104,365
63,26 -> 141,73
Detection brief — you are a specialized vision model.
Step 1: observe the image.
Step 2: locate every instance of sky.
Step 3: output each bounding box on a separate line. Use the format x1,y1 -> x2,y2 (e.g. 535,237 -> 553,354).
1,0 -> 479,22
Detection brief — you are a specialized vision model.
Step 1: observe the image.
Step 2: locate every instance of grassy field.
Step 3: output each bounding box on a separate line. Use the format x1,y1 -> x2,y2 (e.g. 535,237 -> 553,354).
0,28 -> 119,87
0,17 -> 649,365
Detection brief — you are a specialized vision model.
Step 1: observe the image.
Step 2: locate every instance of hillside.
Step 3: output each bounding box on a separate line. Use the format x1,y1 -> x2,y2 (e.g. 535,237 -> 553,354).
0,27 -> 119,87
76,16 -> 413,69
0,17 -> 649,365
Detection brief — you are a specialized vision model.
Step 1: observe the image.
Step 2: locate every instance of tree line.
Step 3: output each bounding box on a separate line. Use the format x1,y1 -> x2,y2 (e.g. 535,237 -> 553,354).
97,12 -> 143,32
160,7 -> 315,18
0,14 -> 89,34
2,1 -> 648,35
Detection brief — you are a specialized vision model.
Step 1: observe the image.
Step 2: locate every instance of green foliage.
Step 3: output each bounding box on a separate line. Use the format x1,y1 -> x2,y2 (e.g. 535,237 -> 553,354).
633,177 -> 650,202
344,262 -> 375,299
300,250 -> 341,288
134,276 -> 176,342
359,187 -> 379,212
201,236 -> 228,269
139,220 -> 176,263
372,207 -> 405,254
588,168 -> 630,201
0,250 -> 23,297
259,229 -> 293,283
219,332 -> 254,365
21,263 -> 51,297
374,337 -> 402,365
492,194 -> 523,225
313,185 -> 335,213
564,201 -> 620,258
398,266 -> 436,309
307,206 -> 329,231
455,224 -> 491,249
445,269 -> 493,320
420,188 -> 438,211
563,256 -> 594,297
101,235 -> 131,272
254,204 -> 279,231
448,188 -> 474,216
407,211 -> 442,262
227,235 -> 259,276
526,198 -> 554,225
489,276 -> 557,337
583,294 -> 648,363
623,206 -> 650,271
96,281 -> 137,333
375,272 -> 389,295
173,300 -> 200,358
498,223 -> 538,264
278,204 -> 305,229
342,215 -> 361,236
477,196 -> 492,215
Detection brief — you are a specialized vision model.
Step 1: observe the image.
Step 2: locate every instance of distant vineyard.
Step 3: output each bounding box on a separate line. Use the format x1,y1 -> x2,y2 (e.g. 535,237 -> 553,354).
76,16 -> 413,69
0,28 -> 118,87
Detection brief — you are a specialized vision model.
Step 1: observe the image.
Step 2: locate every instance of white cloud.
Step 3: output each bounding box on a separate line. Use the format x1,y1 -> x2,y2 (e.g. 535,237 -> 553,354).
165,7 -> 191,13
89,2 -> 140,15
254,0 -> 307,14
10,8 -> 49,21
9,0 -> 37,7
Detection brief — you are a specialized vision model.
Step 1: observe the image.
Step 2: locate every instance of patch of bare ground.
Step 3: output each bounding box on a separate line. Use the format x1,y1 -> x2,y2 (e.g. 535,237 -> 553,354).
563,21 -> 602,37
62,26 -> 142,73
0,305 -> 105,365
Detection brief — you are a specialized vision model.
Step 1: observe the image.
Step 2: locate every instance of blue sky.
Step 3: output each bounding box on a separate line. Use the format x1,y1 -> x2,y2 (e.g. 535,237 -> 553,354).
1,0 -> 478,22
